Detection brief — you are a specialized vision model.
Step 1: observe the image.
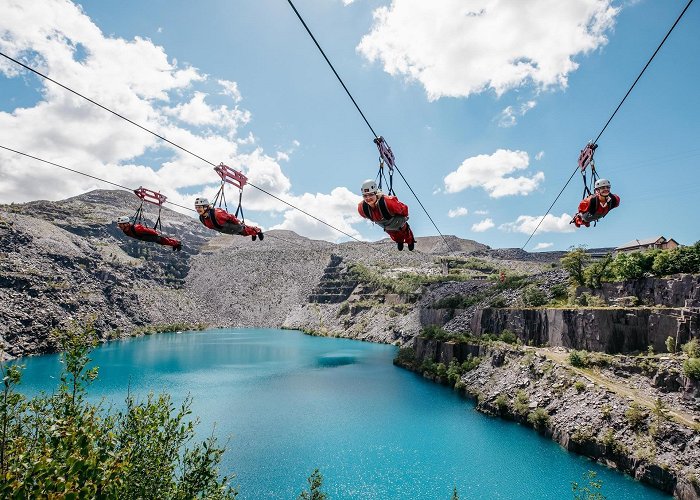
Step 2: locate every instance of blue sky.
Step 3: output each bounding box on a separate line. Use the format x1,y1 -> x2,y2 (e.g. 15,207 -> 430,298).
0,0 -> 698,250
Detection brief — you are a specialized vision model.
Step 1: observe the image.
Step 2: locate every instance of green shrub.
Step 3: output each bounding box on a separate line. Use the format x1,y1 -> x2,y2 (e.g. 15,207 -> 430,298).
527,408 -> 550,430
624,402 -> 647,430
421,325 -> 450,340
420,358 -> 437,375
683,358 -> 700,380
435,362 -> 448,379
574,381 -> 586,393
446,359 -> 461,385
395,347 -> 415,365
513,390 -> 529,417
432,295 -> 464,309
569,350 -> 589,368
495,394 -> 509,414
575,292 -> 606,307
549,283 -> 568,300
461,355 -> 481,372
522,285 -> 547,307
499,329 -> 518,344
489,296 -> 507,308
665,336 -> 677,354
682,339 -> 700,358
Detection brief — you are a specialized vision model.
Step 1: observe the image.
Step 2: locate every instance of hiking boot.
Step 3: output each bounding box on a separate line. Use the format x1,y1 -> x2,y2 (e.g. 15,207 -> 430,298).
397,241 -> 404,251
408,241 -> 415,251
173,243 -> 182,252
258,231 -> 264,241
252,234 -> 257,241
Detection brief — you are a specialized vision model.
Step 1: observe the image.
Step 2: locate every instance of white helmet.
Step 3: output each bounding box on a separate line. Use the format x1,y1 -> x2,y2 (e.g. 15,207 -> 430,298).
594,178 -> 611,190
116,216 -> 131,224
194,197 -> 210,207
361,179 -> 377,195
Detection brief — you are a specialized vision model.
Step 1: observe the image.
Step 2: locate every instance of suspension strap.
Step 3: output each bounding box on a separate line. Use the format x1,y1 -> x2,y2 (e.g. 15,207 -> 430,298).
212,183 -> 228,210
213,163 -> 247,216
374,136 -> 395,196
133,187 -> 167,230
133,201 -> 145,225
577,143 -> 598,198
234,189 -> 245,223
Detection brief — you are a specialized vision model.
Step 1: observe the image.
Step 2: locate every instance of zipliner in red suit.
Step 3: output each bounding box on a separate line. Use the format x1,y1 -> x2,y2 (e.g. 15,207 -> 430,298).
572,178 -> 620,228
357,179 -> 415,251
194,198 -> 263,240
116,217 -> 182,251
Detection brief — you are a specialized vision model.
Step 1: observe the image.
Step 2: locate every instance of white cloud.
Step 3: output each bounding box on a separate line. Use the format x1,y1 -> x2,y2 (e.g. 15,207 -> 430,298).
357,0 -> 618,101
472,218 -> 494,232
497,100 -> 537,128
444,149 -> 544,198
218,79 -> 242,103
533,242 -> 554,250
500,213 -> 575,234
269,187 -> 364,242
474,210 -> 488,215
535,151 -> 545,161
163,92 -> 250,130
448,207 -> 468,218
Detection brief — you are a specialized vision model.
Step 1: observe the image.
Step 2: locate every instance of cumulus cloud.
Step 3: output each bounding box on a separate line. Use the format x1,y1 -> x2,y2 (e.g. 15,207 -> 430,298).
448,207 -> 469,218
500,213 -> 575,234
533,242 -> 554,250
357,0 -> 618,100
444,149 -> 544,198
472,218 -> 494,232
535,151 -> 545,161
269,187 -> 364,242
163,92 -> 250,130
497,100 -> 536,128
218,79 -> 242,102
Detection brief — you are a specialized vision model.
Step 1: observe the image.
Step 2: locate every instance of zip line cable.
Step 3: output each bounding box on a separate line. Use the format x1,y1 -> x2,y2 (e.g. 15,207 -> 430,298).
521,0 -> 694,250
285,0 -> 454,252
0,144 -> 322,250
592,0 -> 694,146
0,52 -> 380,252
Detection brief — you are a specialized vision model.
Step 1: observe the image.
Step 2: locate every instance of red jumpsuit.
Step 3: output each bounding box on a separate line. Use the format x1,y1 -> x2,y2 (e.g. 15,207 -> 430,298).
573,193 -> 620,227
199,208 -> 261,237
357,195 -> 415,244
121,224 -> 181,250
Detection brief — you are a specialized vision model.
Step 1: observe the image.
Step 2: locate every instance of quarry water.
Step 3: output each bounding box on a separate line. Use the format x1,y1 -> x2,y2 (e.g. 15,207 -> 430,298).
15,328 -> 669,499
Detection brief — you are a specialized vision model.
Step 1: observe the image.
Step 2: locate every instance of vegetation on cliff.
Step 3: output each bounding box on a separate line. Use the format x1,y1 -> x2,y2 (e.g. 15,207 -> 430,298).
561,241 -> 700,288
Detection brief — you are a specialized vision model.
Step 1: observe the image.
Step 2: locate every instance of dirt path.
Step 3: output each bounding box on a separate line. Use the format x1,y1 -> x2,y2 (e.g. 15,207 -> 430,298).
536,347 -> 698,429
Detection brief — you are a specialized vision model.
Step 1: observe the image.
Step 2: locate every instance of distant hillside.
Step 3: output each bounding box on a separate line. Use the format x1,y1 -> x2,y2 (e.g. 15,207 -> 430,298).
0,189 -> 555,358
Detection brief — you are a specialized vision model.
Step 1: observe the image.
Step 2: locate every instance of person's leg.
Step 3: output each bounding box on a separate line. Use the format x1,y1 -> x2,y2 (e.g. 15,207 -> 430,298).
240,225 -> 262,239
386,229 -> 404,250
158,236 -> 182,250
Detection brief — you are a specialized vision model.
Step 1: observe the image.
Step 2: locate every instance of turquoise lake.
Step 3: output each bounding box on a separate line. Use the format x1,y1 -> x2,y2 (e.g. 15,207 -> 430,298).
13,328 -> 669,499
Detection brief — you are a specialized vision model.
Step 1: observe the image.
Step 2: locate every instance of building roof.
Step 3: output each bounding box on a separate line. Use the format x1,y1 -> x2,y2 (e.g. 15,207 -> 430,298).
615,236 -> 666,250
